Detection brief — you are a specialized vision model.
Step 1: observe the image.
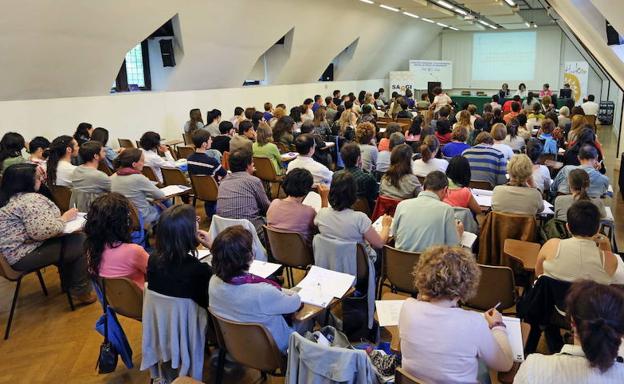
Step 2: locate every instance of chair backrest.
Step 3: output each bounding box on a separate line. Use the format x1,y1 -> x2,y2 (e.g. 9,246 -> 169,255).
182,133 -> 193,146
396,118 -> 412,126
98,160 -> 113,176
395,367 -> 425,384
208,309 -> 285,373
102,277 -> 143,321
253,156 -> 279,183
209,215 -> 267,261
222,151 -> 230,171
190,175 -> 219,202
382,245 -> 420,295
0,254 -> 23,281
469,180 -> 494,190
177,146 -> 195,159
464,265 -> 516,311
478,211 -> 537,265
312,235 -> 368,289
49,185 -> 72,213
585,114 -> 597,129
263,225 -> 313,268
352,197 -> 371,217
371,195 -> 402,222
118,139 -> 135,149
141,166 -> 160,184
161,167 -> 189,187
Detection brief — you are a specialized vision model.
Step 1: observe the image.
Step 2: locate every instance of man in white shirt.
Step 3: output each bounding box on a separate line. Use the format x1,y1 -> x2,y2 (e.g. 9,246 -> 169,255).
581,94 -> 599,116
286,134 -> 333,185
47,135 -> 78,187
139,131 -> 176,184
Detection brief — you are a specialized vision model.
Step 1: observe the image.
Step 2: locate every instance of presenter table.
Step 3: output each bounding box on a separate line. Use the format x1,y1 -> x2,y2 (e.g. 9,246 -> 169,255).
450,95 -> 567,113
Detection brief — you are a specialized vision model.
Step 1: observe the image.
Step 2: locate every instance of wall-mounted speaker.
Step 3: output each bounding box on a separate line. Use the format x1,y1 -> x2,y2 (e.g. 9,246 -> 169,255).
159,39 -> 176,67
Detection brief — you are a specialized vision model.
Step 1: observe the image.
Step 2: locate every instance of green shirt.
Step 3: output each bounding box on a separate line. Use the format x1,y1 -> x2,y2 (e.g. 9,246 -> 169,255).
1,156 -> 26,175
252,142 -> 283,174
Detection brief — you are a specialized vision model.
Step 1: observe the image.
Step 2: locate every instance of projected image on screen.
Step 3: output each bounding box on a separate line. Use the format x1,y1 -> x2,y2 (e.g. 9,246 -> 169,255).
472,32 -> 537,81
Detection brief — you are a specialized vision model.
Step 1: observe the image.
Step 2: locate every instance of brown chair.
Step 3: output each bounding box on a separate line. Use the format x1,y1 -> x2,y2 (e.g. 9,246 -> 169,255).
101,277 -> 143,321
209,309 -> 286,382
395,367 -> 425,384
172,377 -> 203,384
190,175 -> 219,207
49,185 -> 72,213
253,156 -> 283,199
141,166 -> 161,186
352,197 -> 371,217
464,264 -> 516,313
469,180 -> 494,190
177,146 -> 195,159
161,167 -> 190,187
377,245 -> 420,299
396,118 -> 413,126
0,255 -> 73,339
263,225 -> 314,287
478,211 -> 537,266
98,160 -> 113,176
222,151 -> 230,171
182,133 -> 193,146
117,138 -> 135,149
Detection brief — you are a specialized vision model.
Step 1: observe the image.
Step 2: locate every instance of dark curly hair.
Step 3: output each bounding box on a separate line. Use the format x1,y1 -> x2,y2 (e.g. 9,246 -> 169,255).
211,225 -> 253,282
84,193 -> 136,276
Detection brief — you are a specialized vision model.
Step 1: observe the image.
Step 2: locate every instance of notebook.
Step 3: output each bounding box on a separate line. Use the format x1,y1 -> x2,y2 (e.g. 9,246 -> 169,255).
63,213 -> 87,234
160,185 -> 191,197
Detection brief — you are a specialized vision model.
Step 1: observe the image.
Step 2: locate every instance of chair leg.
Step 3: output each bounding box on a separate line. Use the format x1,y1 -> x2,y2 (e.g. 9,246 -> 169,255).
66,290 -> 75,311
215,348 -> 226,384
36,270 -> 48,296
5,278 -> 22,340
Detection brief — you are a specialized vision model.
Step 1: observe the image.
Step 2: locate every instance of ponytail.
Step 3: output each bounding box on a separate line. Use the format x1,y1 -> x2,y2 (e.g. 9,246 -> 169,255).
569,168 -> 590,202
419,135 -> 439,163
46,135 -> 73,186
419,143 -> 432,163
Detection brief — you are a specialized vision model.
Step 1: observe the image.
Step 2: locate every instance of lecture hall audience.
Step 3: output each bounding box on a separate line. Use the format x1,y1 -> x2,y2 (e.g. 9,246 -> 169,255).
69,141 -> 111,212
380,143 -> 421,200
491,154 -> 544,216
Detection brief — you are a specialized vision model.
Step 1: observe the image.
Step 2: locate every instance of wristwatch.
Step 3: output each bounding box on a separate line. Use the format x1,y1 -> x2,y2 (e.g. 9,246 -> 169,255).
489,321 -> 507,329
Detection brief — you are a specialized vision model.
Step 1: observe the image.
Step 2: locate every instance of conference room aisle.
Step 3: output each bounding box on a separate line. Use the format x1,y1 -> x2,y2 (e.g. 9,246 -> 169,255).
0,126 -> 621,384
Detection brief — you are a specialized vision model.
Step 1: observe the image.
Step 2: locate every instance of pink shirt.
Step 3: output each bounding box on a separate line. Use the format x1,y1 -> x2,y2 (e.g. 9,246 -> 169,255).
266,199 -> 316,243
444,187 -> 472,208
99,243 -> 149,289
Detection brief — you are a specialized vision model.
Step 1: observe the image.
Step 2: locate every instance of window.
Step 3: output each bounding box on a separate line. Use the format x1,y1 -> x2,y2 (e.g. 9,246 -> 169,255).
125,44 -> 145,88
112,41 -> 151,92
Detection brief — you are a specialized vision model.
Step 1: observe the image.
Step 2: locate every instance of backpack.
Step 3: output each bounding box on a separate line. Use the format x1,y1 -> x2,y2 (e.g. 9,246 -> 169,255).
539,218 -> 571,243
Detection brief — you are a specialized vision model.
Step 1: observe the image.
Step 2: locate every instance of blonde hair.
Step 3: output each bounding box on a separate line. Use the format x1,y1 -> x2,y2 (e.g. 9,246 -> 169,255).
339,111 -> 357,135
414,245 -> 481,302
457,110 -> 471,128
507,154 -> 533,185
355,122 -> 376,144
491,123 -> 507,141
559,106 -> 570,117
255,122 -> 273,146
570,114 -> 586,132
364,93 -> 374,105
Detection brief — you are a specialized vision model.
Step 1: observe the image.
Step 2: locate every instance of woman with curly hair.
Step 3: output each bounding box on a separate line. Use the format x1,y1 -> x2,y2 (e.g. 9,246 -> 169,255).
399,245 -> 513,383
355,121 -> 378,172
84,193 -> 149,289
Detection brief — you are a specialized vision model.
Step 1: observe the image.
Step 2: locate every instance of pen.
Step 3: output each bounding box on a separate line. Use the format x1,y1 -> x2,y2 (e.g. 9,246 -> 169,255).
493,302 -> 501,311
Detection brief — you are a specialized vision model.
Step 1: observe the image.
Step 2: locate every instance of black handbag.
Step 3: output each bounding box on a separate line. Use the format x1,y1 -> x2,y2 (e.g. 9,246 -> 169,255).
96,280 -> 118,374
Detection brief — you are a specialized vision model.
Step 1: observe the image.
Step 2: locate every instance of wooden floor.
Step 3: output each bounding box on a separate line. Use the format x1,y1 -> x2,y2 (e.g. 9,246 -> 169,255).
0,125 -> 620,383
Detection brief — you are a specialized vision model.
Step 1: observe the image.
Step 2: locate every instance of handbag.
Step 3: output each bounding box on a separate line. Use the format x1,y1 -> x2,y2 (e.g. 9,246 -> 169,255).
96,280 -> 118,374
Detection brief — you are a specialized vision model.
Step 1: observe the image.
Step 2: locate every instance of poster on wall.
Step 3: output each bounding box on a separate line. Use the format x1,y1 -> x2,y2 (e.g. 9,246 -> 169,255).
389,71 -> 415,96
563,61 -> 589,102
408,60 -> 453,90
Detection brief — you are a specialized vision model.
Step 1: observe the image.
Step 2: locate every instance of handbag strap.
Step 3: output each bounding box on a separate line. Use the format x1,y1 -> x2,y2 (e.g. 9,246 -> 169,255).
101,279 -> 109,344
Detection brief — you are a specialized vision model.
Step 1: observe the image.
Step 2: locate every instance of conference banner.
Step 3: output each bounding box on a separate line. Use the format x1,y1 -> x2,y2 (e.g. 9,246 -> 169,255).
563,61 -> 589,102
389,71 -> 415,96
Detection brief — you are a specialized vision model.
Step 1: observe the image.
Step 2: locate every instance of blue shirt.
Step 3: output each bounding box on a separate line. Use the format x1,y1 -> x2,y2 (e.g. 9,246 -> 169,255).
442,142 -> 471,158
263,112 -> 273,122
551,165 -> 609,198
539,133 -> 558,155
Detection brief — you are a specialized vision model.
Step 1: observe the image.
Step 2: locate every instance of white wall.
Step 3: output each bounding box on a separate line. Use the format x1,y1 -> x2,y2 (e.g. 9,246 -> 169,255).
0,79 -> 385,145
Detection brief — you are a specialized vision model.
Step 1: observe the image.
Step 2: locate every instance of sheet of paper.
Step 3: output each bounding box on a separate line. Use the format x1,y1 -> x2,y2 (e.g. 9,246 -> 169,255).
461,231 -> 477,248
296,266 -> 355,300
372,215 -> 393,236
249,260 -> 281,279
297,286 -> 335,308
63,213 -> 87,234
605,206 -> 614,222
302,191 -> 322,213
608,185 -> 614,195
471,188 -> 493,197
474,195 -> 492,207
502,316 -> 525,362
197,249 -> 212,264
375,300 -> 406,327
160,185 -> 191,197
558,147 -> 565,155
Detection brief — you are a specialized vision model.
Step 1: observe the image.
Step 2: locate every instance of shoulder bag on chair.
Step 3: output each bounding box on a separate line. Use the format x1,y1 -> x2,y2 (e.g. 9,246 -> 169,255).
96,280 -> 118,374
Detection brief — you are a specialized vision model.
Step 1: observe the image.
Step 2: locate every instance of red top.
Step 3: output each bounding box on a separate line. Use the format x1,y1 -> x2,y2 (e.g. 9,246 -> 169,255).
443,187 -> 472,208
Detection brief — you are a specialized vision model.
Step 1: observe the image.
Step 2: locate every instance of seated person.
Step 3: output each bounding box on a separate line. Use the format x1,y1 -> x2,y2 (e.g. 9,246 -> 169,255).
46,135 -> 78,187
412,135 -> 448,177
377,131 -> 404,174
405,117 -> 422,143
252,122 -> 284,174
378,123 -> 402,152
536,201 -> 618,285
491,124 -> 514,161
85,193 -> 149,289
551,145 -> 609,198
538,118 -> 558,155
216,148 -> 270,232
69,141 -> 111,212
515,280 -> 624,384
0,132 -> 26,175
229,120 -> 256,153
503,100 -> 521,123
110,149 -> 166,227
314,172 -> 391,263
267,169 -> 328,244
286,134 -> 333,185
147,205 -> 212,307
380,144 -> 421,200
503,122 -> 526,152
356,122 -> 378,172
492,154 -> 544,215
393,171 -> 463,252
399,245 -> 513,383
335,143 -> 378,210
187,130 -> 227,180
209,225 -> 302,353
90,127 -> 119,169
525,139 -> 551,192
564,127 -> 606,173
139,131 -> 176,184
273,116 -> 296,151
0,163 -> 95,304
441,126 -> 470,158
462,132 -> 507,187
27,136 -> 50,170
300,121 -> 331,168
554,169 -> 606,221
443,156 -> 481,216
434,118 -> 453,145
211,121 -> 234,155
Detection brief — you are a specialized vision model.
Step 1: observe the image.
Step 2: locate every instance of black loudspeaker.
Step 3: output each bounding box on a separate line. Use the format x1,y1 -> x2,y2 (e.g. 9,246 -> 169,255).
427,81 -> 441,103
606,21 -> 622,46
320,64 -> 334,82
159,39 -> 176,67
